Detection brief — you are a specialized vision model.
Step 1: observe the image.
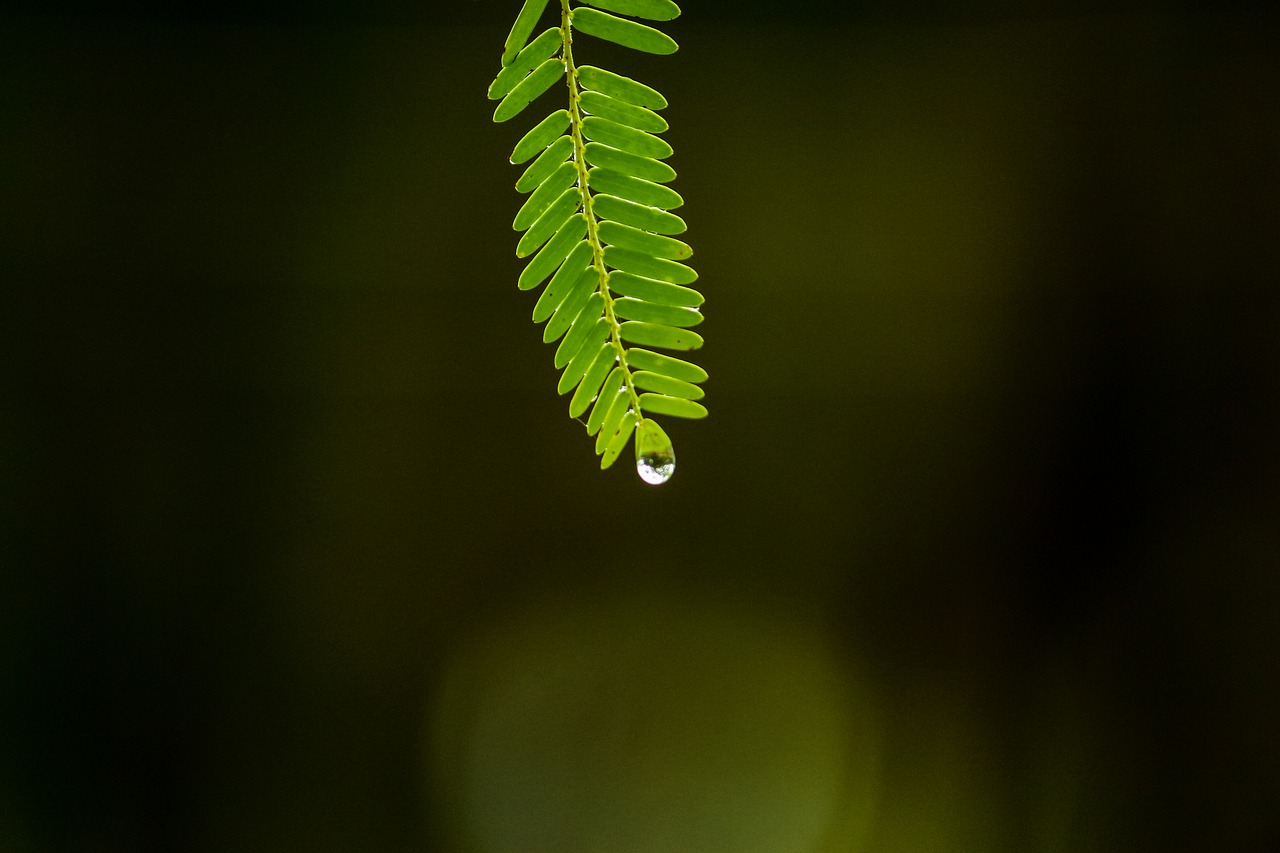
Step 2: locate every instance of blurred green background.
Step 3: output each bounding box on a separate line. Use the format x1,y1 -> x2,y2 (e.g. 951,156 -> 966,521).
2,1 -> 1278,850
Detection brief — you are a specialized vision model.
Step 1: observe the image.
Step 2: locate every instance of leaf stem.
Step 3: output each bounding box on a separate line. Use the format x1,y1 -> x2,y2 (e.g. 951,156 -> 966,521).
560,0 -> 644,418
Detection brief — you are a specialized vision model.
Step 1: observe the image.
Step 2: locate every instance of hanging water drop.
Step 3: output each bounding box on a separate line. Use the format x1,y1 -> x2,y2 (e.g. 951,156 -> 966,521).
634,418 -> 675,485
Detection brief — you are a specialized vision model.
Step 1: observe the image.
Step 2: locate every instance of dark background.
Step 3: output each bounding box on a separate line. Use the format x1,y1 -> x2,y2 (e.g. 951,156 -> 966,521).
3,1 -> 1278,851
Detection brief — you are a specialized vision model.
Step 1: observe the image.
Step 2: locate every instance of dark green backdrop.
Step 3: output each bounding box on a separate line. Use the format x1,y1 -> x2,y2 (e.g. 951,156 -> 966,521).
3,1 -> 1277,851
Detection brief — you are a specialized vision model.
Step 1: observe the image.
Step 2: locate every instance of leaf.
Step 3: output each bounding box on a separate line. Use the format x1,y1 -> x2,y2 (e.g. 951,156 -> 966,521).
532,240 -> 594,323
625,347 -> 707,382
510,109 -> 570,163
582,116 -> 672,159
584,142 -> 676,183
597,223 -> 692,260
612,297 -> 703,327
494,57 -> 566,123
577,65 -> 667,109
554,293 -> 606,367
579,91 -> 667,133
587,167 -> 683,209
490,28 -> 562,99
518,218 -> 587,291
569,344 -> 619,418
593,194 -> 686,234
638,392 -> 708,419
632,370 -> 704,400
586,367 -> 627,435
604,246 -> 698,284
619,321 -> 704,351
544,266 -> 600,343
571,7 -> 678,55
515,135 -> 574,193
513,161 -> 577,231
599,411 -> 638,469
583,0 -> 682,22
608,270 -> 703,307
558,324 -> 610,394
594,384 -> 633,451
516,186 -> 581,258
503,0 -> 553,66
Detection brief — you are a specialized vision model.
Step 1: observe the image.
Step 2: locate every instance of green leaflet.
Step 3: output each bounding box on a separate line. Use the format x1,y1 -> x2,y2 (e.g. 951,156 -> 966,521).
503,0 -> 553,66
608,270 -> 703,307
571,7 -> 678,55
619,321 -> 704,351
511,109 -> 570,163
604,246 -> 697,284
579,91 -> 667,133
490,28 -> 563,99
518,217 -> 587,290
513,161 -> 577,231
625,347 -> 707,383
577,65 -> 667,109
532,239 -> 594,323
593,194 -> 686,234
612,297 -> 703,327
632,370 -> 704,400
582,116 -> 672,159
600,411 -> 638,469
554,293 -> 605,367
598,224 -> 692,261
494,57 -> 566,123
639,392 -> 707,419
492,1 -> 704,482
588,167 -> 682,209
583,0 -> 681,22
584,142 -> 675,183
515,135 -> 574,193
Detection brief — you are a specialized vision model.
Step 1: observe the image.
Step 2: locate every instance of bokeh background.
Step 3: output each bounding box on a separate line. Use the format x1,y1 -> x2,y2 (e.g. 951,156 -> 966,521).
3,0 -> 1278,850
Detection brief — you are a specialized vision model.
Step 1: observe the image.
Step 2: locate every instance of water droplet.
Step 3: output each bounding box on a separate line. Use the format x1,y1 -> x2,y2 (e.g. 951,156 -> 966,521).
637,449 -> 675,485
634,418 -> 675,485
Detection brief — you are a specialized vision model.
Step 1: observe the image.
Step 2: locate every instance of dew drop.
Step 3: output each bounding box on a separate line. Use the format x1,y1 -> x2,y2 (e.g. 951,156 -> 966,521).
637,450 -> 675,485
634,418 -> 675,485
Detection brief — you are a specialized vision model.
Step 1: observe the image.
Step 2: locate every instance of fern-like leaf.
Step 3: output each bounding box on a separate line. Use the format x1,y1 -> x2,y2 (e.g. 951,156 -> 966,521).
488,0 -> 705,485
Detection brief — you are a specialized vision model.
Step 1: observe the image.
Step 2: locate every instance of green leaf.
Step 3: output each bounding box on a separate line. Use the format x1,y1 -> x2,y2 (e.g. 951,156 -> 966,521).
625,348 -> 707,382
604,246 -> 698,284
593,194 -> 686,234
579,91 -> 667,133
576,65 -> 667,109
639,392 -> 707,419
613,297 -> 703,327
558,323 -> 610,394
532,240 -> 594,323
494,57 -> 566,123
544,266 -> 600,342
571,7 -> 678,55
570,344 -> 618,418
554,292 -> 606,365
583,0 -> 681,22
583,142 -> 676,183
582,116 -> 672,159
516,186 -> 580,258
619,321 -> 704,350
597,223 -> 691,260
587,367 -> 626,435
600,411 -> 638,469
490,28 -> 562,99
503,0 -> 552,66
595,384 -> 633,451
588,167 -> 683,209
608,270 -> 703,307
518,217 -> 587,291
631,370 -> 704,400
515,135 -> 574,193
511,109 -> 570,164
513,161 -> 577,231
